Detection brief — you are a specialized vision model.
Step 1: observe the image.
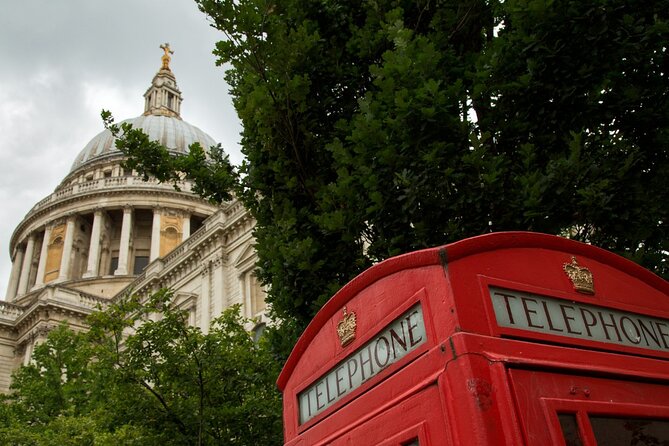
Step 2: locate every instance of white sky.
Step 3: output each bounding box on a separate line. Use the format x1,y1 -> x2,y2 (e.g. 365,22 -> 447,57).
0,1 -> 243,296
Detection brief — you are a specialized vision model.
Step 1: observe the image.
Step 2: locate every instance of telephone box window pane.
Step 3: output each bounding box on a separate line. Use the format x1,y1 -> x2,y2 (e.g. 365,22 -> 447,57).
590,416 -> 669,445
402,440 -> 419,446
558,414 -> 583,446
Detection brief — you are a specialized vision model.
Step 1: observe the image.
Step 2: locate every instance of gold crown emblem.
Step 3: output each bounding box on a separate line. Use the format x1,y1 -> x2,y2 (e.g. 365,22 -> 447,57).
563,256 -> 595,295
337,306 -> 357,347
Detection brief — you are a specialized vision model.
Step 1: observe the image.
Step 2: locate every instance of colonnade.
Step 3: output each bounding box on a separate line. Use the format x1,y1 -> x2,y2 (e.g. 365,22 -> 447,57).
5,206 -> 195,301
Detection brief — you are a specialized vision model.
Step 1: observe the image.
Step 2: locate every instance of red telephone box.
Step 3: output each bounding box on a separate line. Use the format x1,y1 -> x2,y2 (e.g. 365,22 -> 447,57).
277,232 -> 669,445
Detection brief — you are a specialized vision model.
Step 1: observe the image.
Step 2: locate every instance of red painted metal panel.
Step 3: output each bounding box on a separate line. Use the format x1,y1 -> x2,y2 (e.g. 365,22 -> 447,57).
294,290 -> 436,432
510,369 -> 669,445
441,351 -> 524,445
279,232 -> 669,445
283,348 -> 451,445
450,332 -> 669,382
325,385 -> 450,446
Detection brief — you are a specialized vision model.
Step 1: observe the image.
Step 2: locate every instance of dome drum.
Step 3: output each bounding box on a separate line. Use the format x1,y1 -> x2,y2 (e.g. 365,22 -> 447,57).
7,202 -> 211,301
10,159 -> 217,256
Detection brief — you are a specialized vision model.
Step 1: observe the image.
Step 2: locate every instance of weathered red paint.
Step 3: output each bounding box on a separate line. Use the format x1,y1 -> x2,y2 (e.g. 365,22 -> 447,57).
278,232 -> 669,445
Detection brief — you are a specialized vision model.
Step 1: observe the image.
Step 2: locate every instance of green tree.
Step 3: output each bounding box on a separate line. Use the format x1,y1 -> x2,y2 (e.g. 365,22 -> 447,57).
108,0 -> 669,359
0,293 -> 282,446
0,324 -> 150,445
88,292 -> 283,445
5,325 -> 94,424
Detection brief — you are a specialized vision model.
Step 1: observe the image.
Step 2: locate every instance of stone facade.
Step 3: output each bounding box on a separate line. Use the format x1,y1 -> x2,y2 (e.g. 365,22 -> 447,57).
0,49 -> 265,393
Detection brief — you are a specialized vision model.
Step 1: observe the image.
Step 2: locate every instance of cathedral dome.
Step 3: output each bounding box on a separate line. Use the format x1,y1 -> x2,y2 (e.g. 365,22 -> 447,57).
70,115 -> 216,172
1,46 -> 263,395
7,44 -> 222,305
71,43 -> 217,173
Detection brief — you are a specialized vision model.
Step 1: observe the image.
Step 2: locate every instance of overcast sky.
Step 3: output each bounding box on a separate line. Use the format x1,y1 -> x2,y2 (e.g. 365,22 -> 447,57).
0,1 -> 243,297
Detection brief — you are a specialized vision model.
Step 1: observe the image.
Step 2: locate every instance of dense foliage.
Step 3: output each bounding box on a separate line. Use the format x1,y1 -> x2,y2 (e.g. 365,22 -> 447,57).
0,293 -> 282,445
110,0 -> 669,358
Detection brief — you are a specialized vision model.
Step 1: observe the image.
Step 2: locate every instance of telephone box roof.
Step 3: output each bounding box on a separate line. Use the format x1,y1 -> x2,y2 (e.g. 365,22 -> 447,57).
277,231 -> 669,390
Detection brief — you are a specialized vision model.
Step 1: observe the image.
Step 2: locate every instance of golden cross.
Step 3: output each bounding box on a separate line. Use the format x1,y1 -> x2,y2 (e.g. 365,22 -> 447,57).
160,43 -> 174,70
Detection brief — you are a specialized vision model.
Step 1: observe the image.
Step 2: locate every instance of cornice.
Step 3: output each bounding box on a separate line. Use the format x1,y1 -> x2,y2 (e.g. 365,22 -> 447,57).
0,287 -> 108,345
12,288 -> 108,338
0,301 -> 25,326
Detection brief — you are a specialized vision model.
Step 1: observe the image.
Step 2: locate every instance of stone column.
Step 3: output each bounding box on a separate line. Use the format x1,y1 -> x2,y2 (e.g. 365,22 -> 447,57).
33,226 -> 51,289
150,207 -> 161,261
182,213 -> 191,242
57,215 -> 76,282
22,341 -> 34,367
17,235 -> 36,296
115,207 -> 133,275
211,255 -> 224,318
83,210 -> 103,278
200,263 -> 210,334
6,245 -> 25,300
243,271 -> 252,318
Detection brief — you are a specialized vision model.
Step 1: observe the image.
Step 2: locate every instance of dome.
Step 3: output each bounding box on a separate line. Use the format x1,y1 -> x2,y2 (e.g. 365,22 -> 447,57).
71,53 -> 218,173
70,115 -> 216,172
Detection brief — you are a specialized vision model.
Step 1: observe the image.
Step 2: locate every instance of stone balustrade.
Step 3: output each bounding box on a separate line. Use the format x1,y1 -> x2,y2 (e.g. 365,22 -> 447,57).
0,302 -> 25,322
78,292 -> 109,311
0,290 -> 105,324
27,175 -> 194,214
